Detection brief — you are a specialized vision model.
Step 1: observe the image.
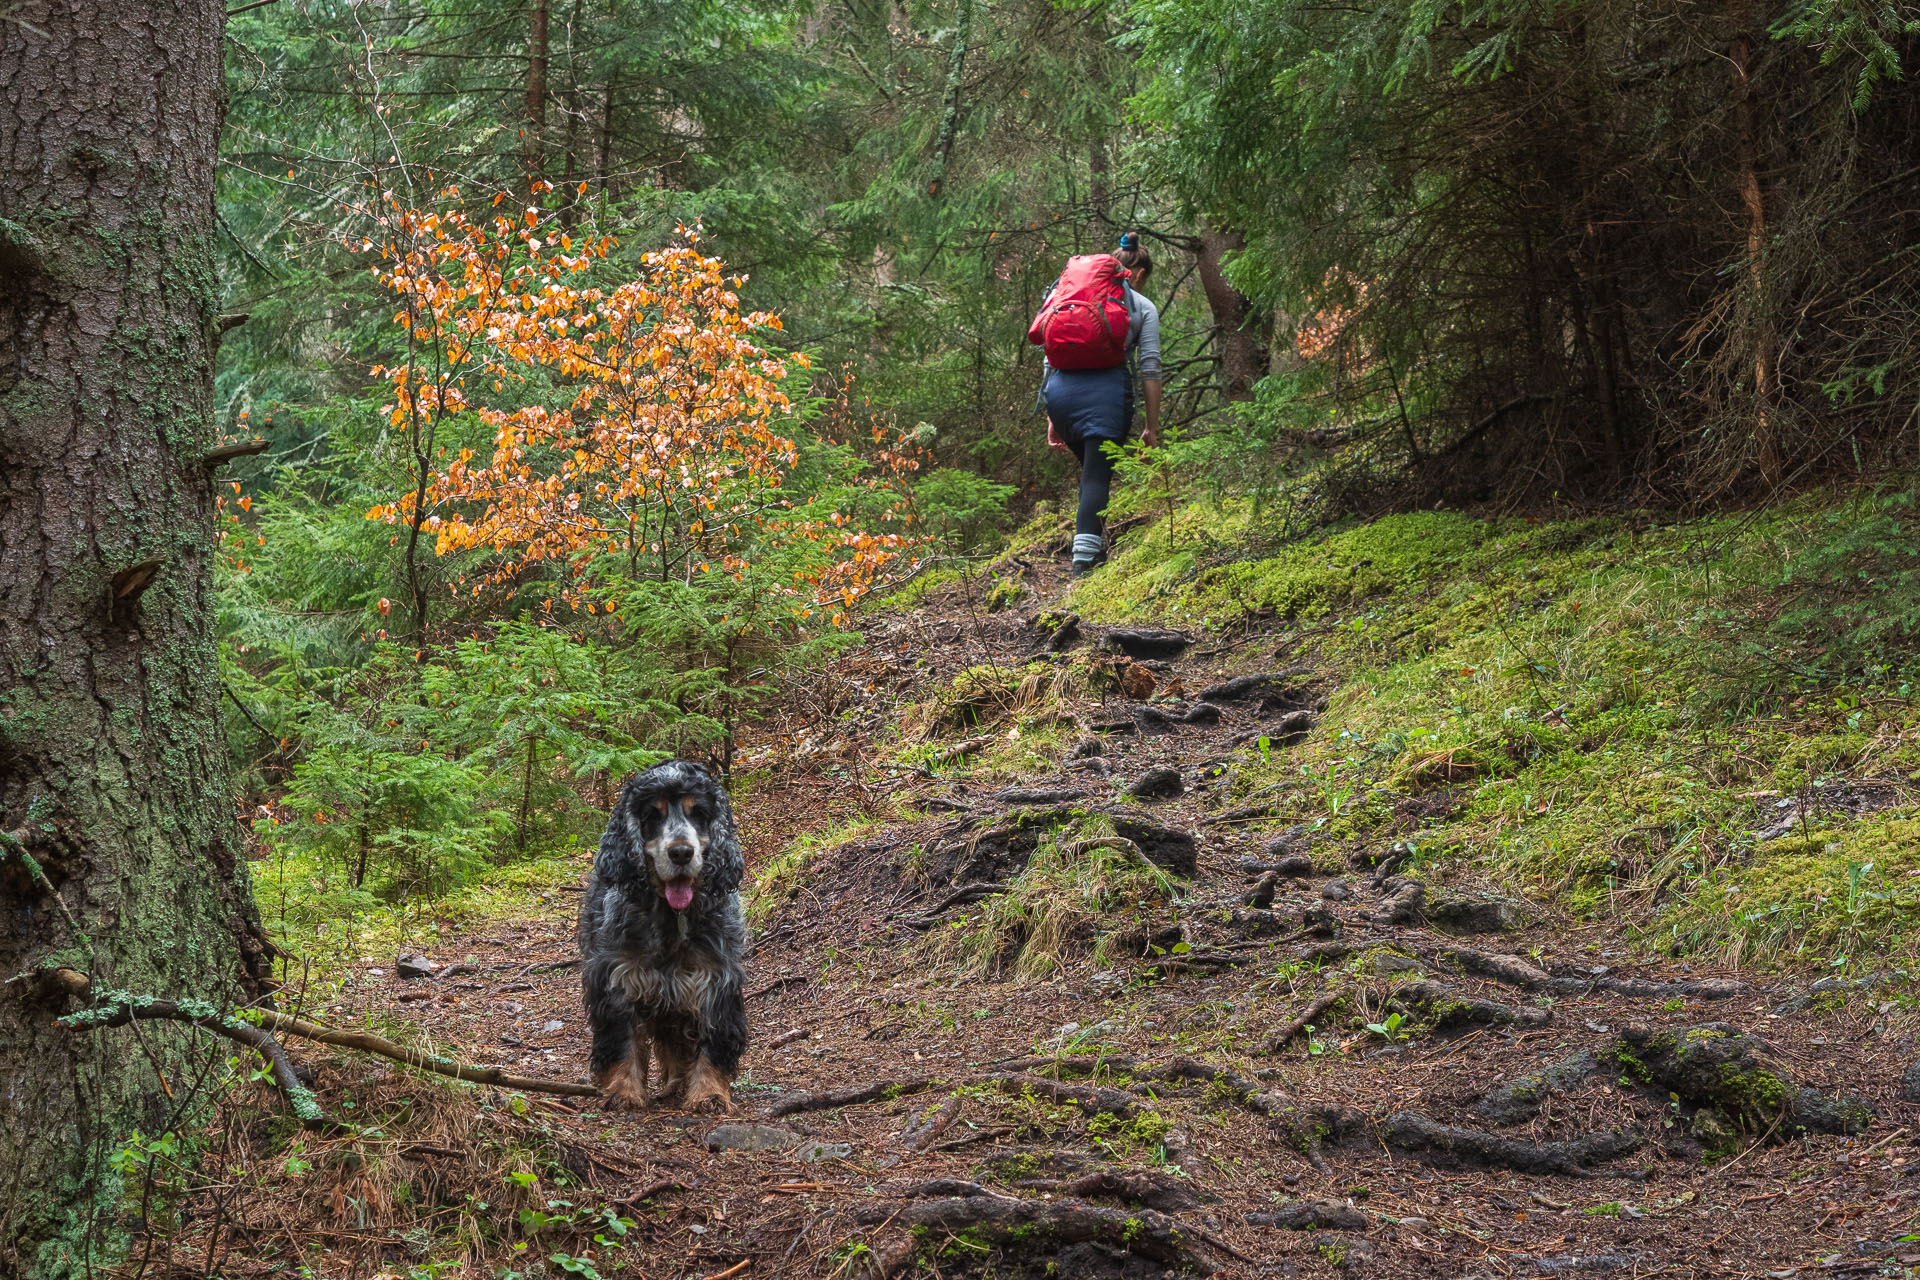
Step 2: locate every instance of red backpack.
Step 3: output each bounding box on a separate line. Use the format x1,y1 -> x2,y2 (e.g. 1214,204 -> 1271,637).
1028,254 -> 1130,370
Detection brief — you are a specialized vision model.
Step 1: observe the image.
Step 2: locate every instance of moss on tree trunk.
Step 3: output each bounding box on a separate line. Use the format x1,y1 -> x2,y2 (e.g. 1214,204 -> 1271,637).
0,2 -> 271,1274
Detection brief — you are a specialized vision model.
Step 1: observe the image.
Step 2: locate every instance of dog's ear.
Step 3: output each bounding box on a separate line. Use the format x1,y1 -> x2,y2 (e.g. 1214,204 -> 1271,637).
702,778 -> 745,897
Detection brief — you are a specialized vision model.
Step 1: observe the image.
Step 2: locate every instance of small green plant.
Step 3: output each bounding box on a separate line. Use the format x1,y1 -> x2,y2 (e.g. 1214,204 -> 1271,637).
1364,1011 -> 1411,1042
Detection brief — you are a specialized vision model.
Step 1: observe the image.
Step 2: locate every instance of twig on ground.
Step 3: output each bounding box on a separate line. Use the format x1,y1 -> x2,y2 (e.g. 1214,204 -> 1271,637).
746,974 -> 809,1001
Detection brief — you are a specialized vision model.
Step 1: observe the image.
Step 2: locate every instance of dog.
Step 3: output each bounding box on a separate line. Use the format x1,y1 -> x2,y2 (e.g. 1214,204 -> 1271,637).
578,759 -> 747,1112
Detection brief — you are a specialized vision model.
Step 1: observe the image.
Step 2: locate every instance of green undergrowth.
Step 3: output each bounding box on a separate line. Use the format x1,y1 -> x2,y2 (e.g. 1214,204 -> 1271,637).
255,844 -> 590,982
747,816 -> 882,926
1052,487 -> 1920,968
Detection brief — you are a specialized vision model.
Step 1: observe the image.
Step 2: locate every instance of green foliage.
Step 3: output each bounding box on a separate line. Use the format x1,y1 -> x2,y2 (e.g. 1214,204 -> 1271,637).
915,466 -> 1019,551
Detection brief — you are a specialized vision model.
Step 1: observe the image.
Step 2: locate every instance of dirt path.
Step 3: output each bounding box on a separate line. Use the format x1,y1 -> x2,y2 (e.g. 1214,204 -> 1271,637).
338,558 -> 1920,1279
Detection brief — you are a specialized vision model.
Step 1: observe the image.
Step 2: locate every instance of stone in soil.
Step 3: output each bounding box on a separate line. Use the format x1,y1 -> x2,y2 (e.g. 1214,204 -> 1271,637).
1104,628 -> 1192,660
1068,736 -> 1105,759
705,1123 -> 803,1152
1903,1059 -> 1920,1103
1179,702 -> 1221,725
1248,1200 -> 1369,1230
1424,893 -> 1526,933
1130,705 -> 1178,734
1125,767 -> 1184,800
1101,814 -> 1196,875
1320,879 -> 1352,901
1197,671 -> 1306,703
396,952 -> 434,980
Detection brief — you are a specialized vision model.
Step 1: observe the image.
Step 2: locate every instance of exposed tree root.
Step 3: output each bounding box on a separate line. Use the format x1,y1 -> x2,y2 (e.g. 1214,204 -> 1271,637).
1012,1169 -> 1204,1212
853,1194 -> 1215,1267
900,1096 -> 962,1152
1390,980 -> 1552,1030
1262,989 -> 1348,1054
904,880 -> 1006,927
1420,944 -> 1551,989
1380,1112 -> 1641,1174
989,1073 -> 1141,1118
1477,1049 -> 1602,1125
768,1076 -> 940,1118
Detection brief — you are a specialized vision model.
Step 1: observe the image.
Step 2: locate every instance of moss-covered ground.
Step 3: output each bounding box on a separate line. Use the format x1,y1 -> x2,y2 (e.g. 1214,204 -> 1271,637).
1064,490 -> 1920,969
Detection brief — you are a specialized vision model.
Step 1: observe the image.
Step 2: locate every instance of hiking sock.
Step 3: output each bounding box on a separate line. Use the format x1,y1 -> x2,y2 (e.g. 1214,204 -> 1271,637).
1072,532 -> 1106,572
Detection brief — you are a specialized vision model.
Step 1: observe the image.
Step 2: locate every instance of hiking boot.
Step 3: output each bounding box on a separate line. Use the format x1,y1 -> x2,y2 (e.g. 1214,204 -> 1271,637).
1071,557 -> 1103,577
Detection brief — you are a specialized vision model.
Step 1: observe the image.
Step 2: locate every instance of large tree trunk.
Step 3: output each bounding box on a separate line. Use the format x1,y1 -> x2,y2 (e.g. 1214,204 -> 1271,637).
0,2 -> 270,1274
1194,227 -> 1267,401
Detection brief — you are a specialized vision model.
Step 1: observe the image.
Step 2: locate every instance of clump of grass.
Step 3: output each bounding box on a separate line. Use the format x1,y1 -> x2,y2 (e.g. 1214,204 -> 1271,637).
934,816 -> 1173,980
748,817 -> 879,925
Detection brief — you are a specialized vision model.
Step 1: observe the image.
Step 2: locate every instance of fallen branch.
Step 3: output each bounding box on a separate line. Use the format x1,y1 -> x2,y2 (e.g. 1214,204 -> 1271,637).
51,970 -> 597,1103
247,1008 -> 598,1097
925,734 -> 996,768
1261,989 -> 1347,1054
58,991 -> 321,1124
767,1027 -> 811,1049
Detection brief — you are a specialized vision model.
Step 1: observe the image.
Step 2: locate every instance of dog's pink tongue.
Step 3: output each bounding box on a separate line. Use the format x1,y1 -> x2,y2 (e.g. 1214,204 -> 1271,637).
665,881 -> 695,911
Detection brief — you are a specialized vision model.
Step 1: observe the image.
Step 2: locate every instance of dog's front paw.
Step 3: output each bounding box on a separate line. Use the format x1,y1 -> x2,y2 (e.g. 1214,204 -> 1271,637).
681,1060 -> 734,1114
598,1075 -> 651,1111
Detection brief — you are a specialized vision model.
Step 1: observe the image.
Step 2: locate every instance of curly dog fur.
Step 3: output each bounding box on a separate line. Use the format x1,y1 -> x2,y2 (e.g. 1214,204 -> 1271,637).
578,759 -> 747,1112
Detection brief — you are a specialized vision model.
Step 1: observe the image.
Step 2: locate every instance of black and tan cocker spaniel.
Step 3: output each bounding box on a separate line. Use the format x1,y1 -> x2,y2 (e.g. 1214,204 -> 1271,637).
578,759 -> 747,1112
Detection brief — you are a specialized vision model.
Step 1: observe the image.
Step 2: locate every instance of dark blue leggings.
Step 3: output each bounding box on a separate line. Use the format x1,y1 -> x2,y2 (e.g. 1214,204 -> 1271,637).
1072,436 -> 1117,542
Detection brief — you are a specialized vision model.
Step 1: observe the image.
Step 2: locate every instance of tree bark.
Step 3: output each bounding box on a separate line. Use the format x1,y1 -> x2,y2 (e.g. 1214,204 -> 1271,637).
1728,0 -> 1780,486
527,0 -> 551,176
0,1 -> 270,1273
1194,227 -> 1267,401
925,0 -> 974,197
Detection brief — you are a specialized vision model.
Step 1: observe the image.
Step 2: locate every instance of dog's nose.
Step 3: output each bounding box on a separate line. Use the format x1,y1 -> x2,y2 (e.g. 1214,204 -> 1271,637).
666,841 -> 695,866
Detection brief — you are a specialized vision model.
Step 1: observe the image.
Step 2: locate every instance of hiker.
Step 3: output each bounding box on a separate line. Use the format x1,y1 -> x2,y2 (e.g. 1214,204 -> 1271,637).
1028,234 -> 1162,576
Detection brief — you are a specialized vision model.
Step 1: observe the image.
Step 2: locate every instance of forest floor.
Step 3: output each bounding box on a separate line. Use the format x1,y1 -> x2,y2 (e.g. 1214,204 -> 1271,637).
185,508 -> 1920,1280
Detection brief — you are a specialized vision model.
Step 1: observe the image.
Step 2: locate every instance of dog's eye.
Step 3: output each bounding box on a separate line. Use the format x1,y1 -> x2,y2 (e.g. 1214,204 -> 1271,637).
651,798 -> 668,816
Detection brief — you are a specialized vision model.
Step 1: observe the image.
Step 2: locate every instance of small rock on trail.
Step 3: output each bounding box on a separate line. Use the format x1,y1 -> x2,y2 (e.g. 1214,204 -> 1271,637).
1124,767 -> 1183,800
1104,628 -> 1193,660
706,1123 -> 803,1152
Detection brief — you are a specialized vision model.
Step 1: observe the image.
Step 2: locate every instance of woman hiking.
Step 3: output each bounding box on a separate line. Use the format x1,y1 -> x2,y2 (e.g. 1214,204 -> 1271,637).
1029,234 -> 1162,576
